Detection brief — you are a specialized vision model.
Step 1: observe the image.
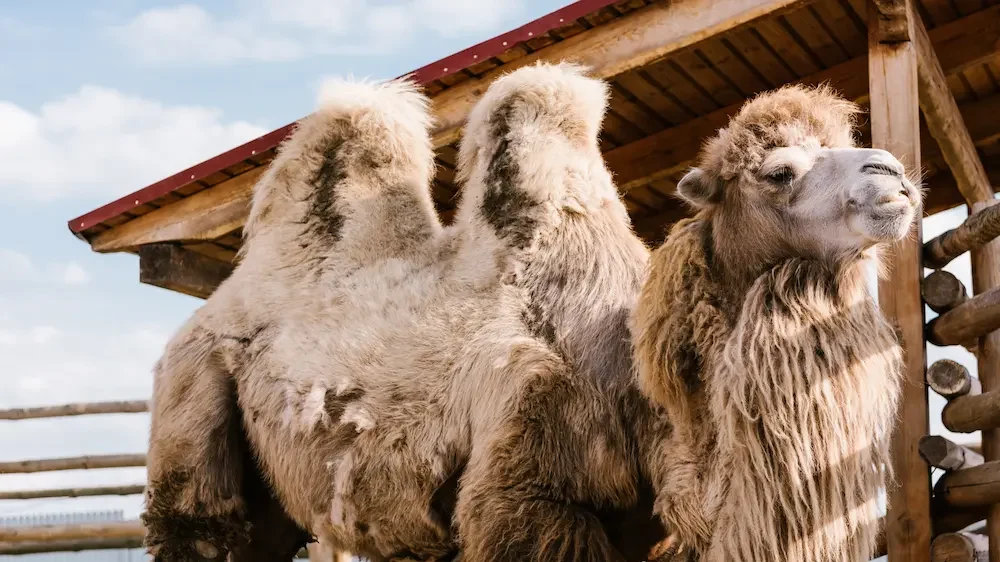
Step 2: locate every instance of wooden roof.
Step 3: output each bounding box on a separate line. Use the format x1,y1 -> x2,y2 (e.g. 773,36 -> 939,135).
68,0 -> 1000,284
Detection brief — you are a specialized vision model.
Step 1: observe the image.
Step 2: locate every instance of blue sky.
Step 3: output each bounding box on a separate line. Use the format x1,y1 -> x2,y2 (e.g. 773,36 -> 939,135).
0,0 -> 984,529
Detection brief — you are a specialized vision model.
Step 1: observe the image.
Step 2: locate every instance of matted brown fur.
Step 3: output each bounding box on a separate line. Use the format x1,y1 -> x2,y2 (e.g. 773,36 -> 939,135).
633,84 -> 915,562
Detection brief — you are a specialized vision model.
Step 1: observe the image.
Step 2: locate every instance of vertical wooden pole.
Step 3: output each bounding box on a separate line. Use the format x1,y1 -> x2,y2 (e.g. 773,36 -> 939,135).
867,2 -> 932,562
971,200 -> 1000,562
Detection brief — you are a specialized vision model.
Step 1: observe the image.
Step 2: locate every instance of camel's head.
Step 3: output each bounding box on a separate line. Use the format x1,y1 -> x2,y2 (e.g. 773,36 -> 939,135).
676,84 -> 921,262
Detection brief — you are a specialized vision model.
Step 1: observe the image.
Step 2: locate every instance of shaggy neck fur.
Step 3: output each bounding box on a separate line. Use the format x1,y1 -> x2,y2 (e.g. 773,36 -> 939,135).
634,217 -> 902,562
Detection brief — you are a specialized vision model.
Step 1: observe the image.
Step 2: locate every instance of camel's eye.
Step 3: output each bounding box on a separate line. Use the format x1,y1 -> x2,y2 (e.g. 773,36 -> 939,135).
766,166 -> 795,185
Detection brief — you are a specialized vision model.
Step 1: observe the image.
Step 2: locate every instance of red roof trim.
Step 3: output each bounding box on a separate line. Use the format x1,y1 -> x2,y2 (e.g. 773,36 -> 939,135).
68,0 -> 623,236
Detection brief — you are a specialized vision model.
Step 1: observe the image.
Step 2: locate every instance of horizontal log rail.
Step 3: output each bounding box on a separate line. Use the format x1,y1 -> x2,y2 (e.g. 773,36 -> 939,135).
922,271 -> 970,314
0,536 -> 144,556
927,286 -> 1000,346
920,435 -> 985,470
0,454 -> 146,474
0,520 -> 145,543
0,400 -> 148,421
0,484 -> 145,500
943,390 -> 1000,433
930,531 -> 988,562
925,202 -> 1000,269
927,359 -> 982,400
936,460 -> 1000,507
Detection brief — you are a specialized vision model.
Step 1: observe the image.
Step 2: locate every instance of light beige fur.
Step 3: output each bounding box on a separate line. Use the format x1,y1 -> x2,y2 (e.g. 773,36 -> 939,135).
142,63 -> 668,562
633,84 -> 919,562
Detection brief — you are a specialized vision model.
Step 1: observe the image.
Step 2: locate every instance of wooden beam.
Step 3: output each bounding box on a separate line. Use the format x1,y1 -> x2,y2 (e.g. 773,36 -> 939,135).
90,166 -> 263,253
0,400 -> 148,420
927,359 -> 982,400
0,454 -> 146,474
869,2 -> 932,561
929,287 -> 1000,347
943,390 -> 1000,434
931,532 -> 989,562
603,3 -> 1000,194
0,521 -> 144,544
913,6 -> 994,206
0,537 -> 145,556
923,271 -> 970,314
920,436 -> 986,470
139,244 -> 234,300
872,0 -> 911,43
937,461 -> 1000,508
0,484 -> 145,501
926,204 -> 1000,270
427,0 -> 813,148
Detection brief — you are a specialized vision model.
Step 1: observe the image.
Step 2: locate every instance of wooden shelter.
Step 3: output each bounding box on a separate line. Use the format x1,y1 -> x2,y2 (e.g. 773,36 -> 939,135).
61,0 -> 1000,560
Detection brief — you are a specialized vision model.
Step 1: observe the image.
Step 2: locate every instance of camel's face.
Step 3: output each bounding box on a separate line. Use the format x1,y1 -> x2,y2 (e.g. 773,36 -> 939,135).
759,144 -> 920,253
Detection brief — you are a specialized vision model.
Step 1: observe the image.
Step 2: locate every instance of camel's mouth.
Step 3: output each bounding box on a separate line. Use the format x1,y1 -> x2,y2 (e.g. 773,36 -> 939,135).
849,177 -> 919,242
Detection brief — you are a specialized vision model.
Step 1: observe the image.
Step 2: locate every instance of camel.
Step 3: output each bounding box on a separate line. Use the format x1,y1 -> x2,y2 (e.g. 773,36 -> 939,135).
632,84 -> 920,561
141,62 -> 668,562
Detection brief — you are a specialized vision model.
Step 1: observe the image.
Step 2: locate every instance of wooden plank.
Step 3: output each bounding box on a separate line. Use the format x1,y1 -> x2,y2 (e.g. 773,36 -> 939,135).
937,461 -> 1000,508
0,400 -> 148,420
0,484 -> 145,501
925,204 -> 1000,269
138,244 -> 234,300
868,3 -> 932,562
943,390 -> 1000,433
90,166 -> 263,253
912,7 -> 994,205
928,286 -> 1000,346
0,521 -> 145,544
919,435 -> 986,470
0,454 -> 146,474
927,359 -> 982,399
427,0 -> 815,148
603,3 -> 1000,193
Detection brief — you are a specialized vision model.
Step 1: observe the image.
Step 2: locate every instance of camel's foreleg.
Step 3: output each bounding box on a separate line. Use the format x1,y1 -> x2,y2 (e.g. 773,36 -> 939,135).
142,321 -> 250,561
456,354 -> 633,562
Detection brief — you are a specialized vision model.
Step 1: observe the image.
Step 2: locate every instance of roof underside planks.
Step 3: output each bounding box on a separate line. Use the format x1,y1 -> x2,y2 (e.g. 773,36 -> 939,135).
69,0 -> 1000,291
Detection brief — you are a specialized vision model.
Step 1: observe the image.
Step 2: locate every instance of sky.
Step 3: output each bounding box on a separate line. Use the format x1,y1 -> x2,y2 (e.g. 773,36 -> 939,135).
0,0 -> 986,539
0,0 -> 574,519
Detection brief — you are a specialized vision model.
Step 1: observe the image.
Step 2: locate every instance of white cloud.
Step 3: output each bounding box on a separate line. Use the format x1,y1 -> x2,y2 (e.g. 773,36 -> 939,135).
0,86 -> 266,201
0,248 -> 94,286
51,262 -> 91,285
110,0 -> 526,66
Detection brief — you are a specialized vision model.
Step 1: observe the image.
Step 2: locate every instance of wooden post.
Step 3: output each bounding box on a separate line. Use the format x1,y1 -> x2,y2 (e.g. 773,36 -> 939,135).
920,436 -> 986,470
868,2 -> 932,561
923,271 -> 970,314
931,532 -> 989,562
928,360 -> 982,399
937,461 -> 1000,508
973,199 -> 1000,562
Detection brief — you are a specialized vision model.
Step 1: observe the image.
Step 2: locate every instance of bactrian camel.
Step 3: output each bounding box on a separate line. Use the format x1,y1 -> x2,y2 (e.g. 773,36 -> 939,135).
142,63 -> 668,562
633,84 -> 920,561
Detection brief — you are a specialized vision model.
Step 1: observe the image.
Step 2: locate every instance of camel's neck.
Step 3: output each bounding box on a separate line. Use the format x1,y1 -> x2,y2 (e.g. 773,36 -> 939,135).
706,212 -> 875,321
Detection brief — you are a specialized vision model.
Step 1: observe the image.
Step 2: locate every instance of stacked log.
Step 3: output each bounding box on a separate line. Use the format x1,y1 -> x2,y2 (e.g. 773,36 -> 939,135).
931,531 -> 989,562
924,202 -> 1000,270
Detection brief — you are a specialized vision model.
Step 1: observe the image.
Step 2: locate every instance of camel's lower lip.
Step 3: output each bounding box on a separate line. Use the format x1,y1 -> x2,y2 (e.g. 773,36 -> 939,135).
871,200 -> 912,215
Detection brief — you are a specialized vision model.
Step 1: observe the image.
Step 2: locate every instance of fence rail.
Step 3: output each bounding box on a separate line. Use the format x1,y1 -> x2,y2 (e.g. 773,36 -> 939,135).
0,400 -> 148,421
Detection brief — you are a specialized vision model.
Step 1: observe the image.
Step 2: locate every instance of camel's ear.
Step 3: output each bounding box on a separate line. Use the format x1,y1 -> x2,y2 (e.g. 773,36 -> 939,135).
676,168 -> 721,209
